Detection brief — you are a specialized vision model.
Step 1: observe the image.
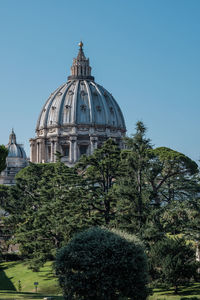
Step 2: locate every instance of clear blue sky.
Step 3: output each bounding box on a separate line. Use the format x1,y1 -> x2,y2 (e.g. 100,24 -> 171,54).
0,0 -> 200,162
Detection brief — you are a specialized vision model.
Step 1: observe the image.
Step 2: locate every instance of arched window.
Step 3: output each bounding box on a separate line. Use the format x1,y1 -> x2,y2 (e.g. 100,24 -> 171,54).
62,145 -> 69,157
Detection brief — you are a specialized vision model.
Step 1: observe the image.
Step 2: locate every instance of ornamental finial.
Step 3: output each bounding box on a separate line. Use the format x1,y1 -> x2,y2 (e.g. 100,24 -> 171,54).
78,41 -> 83,49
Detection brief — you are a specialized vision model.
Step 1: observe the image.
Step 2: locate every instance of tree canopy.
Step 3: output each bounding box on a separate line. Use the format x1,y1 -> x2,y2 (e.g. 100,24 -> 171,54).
2,162 -> 91,270
76,138 -> 121,225
149,237 -> 199,293
0,145 -> 8,173
1,121 -> 200,275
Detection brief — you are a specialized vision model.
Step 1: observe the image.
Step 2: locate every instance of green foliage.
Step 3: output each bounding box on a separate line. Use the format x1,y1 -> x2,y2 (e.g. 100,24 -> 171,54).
113,121 -> 153,233
152,147 -> 198,175
76,138 -> 121,225
1,121 -> 200,279
114,122 -> 200,245
17,280 -> 22,292
148,147 -> 199,206
0,184 -> 10,208
0,145 -> 8,173
0,185 -> 10,257
2,162 -> 91,269
149,237 -> 199,293
55,227 -> 150,300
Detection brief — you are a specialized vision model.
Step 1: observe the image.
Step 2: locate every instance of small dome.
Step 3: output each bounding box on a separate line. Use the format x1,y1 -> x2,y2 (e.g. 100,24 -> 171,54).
0,130 -> 28,185
7,144 -> 27,159
6,129 -> 27,159
36,80 -> 126,131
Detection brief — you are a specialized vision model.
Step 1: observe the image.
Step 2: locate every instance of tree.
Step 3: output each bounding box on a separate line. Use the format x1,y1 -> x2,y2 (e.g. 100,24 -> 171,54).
76,138 -> 121,225
147,147 -> 200,238
0,146 -> 8,257
2,162 -> 91,270
0,184 -> 10,254
114,122 -> 200,241
55,227 -> 150,300
113,121 -> 153,232
0,145 -> 8,173
149,237 -> 199,293
0,184 -> 10,209
148,147 -> 199,206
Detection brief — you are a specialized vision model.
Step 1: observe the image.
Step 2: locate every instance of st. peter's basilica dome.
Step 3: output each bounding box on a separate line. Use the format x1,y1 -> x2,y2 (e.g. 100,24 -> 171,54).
30,42 -> 126,166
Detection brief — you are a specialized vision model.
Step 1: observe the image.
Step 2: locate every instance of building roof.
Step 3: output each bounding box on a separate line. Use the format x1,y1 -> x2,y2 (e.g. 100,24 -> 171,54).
36,42 -> 126,132
6,129 -> 27,159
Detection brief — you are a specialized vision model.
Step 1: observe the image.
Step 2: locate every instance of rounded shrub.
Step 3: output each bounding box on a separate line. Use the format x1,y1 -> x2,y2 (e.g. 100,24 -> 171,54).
55,227 -> 149,300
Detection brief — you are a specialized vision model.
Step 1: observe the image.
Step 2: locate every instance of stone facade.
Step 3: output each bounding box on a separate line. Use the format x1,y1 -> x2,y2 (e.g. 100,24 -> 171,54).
30,42 -> 126,166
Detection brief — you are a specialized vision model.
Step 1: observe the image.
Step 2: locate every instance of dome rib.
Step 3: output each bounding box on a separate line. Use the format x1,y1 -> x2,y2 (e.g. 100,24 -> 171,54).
72,80 -> 79,124
37,84 -> 65,129
46,86 -> 64,127
91,82 -> 109,125
84,80 -> 94,124
57,81 -> 74,126
110,94 -> 126,128
36,79 -> 126,131
107,92 -> 121,127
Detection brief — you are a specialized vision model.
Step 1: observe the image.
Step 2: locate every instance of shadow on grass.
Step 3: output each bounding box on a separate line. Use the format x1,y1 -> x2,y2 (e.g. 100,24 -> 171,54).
1,261 -> 20,270
37,269 -> 57,281
0,291 -> 63,299
0,270 -> 16,291
178,283 -> 200,296
155,283 -> 200,297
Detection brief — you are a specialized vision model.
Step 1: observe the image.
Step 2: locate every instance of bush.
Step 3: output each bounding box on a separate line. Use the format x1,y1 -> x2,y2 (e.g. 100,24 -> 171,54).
1,252 -> 21,261
150,237 -> 199,294
55,227 -> 150,300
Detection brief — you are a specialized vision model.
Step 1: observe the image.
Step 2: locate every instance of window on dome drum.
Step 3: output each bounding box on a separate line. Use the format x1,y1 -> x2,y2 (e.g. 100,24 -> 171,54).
62,145 -> 69,157
79,145 -> 88,156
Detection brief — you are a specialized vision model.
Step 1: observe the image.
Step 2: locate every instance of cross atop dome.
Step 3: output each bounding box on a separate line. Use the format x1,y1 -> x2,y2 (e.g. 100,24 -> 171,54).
68,42 -> 94,81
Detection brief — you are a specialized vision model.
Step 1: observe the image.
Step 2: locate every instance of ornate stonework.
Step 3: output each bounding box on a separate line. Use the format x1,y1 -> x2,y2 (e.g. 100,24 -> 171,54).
30,42 -> 126,166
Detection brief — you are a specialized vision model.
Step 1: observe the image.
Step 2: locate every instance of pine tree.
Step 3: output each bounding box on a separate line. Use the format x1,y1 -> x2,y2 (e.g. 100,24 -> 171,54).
149,237 -> 199,293
3,162 -> 91,270
76,138 -> 121,225
0,145 -> 8,173
114,121 -> 153,232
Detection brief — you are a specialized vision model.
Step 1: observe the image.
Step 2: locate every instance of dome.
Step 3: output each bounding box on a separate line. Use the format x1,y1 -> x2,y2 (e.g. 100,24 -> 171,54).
7,144 -> 27,159
36,80 -> 126,131
0,130 -> 28,185
6,129 -> 26,159
30,42 -> 126,166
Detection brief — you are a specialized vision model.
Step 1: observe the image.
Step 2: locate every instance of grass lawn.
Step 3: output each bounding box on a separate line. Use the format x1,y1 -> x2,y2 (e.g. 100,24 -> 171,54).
1,261 -> 200,299
0,261 -> 61,297
149,283 -> 200,299
0,291 -> 64,300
